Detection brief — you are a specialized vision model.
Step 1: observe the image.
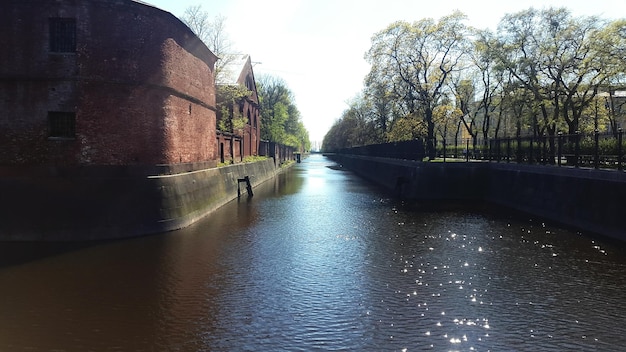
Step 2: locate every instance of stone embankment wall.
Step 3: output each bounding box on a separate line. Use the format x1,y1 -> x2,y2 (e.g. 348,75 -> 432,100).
0,159 -> 280,241
328,154 -> 626,241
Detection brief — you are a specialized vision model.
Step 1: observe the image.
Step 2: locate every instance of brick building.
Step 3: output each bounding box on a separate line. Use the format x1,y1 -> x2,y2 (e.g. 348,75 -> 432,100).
216,54 -> 262,163
0,0 -> 218,167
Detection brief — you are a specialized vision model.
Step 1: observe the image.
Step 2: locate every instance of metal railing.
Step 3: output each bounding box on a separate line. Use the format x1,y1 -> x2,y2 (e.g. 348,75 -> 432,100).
337,140 -> 426,161
436,130 -> 625,171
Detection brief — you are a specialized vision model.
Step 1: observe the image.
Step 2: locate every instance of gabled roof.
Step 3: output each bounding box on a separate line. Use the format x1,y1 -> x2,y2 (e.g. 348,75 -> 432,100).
217,54 -> 252,86
217,54 -> 259,103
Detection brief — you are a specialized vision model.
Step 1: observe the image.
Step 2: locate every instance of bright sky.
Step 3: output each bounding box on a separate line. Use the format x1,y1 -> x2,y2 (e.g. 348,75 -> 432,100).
146,0 -> 625,148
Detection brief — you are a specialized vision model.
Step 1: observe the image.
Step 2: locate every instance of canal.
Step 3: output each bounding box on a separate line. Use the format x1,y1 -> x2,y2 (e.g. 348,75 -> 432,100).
1,154 -> 626,351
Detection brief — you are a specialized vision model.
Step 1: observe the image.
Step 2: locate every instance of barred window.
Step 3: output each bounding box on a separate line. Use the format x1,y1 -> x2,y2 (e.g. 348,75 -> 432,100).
48,112 -> 76,139
49,18 -> 76,53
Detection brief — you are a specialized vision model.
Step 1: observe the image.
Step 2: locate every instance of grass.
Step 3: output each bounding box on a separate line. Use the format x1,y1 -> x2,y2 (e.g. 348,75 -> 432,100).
218,155 -> 269,167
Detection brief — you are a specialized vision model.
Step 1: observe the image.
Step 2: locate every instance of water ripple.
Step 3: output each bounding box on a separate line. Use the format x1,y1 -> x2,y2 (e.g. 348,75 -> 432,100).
2,156 -> 626,351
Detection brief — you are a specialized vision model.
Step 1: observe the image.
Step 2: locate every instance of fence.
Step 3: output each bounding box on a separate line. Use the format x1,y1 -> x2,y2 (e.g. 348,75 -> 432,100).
436,130 -> 625,171
332,131 -> 626,171
259,141 -> 297,166
336,140 -> 426,161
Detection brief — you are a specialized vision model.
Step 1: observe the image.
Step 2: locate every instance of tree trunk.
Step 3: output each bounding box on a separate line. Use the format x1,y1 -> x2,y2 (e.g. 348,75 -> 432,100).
426,108 -> 436,159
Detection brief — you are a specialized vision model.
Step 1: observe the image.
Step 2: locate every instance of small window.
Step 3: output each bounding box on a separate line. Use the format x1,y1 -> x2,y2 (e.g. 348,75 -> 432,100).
48,112 -> 76,139
49,18 -> 76,53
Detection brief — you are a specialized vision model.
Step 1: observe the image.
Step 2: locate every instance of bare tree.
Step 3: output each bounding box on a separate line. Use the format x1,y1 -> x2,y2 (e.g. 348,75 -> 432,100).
181,5 -> 236,80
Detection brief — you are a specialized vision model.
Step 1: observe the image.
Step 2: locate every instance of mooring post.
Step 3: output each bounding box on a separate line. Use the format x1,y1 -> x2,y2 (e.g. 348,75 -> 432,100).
245,176 -> 253,197
237,176 -> 253,198
618,128 -> 623,171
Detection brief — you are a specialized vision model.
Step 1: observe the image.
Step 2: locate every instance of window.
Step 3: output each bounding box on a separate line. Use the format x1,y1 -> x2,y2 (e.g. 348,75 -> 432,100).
48,112 -> 76,139
49,18 -> 76,53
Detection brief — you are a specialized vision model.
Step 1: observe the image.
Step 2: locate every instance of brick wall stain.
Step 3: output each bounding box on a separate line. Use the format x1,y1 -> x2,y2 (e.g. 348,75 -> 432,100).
0,0 -> 218,166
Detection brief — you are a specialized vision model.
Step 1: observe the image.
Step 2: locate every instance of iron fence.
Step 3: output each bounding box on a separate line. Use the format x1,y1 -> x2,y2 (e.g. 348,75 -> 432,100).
436,130 -> 625,171
337,140 -> 426,161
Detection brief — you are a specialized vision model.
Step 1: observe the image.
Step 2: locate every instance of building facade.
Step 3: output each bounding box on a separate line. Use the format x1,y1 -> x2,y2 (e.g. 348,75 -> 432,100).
0,0 -> 244,240
0,0 -> 218,167
216,54 -> 262,163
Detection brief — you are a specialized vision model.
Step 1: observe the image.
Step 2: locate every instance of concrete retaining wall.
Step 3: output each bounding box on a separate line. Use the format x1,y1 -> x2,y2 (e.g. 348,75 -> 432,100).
328,154 -> 626,241
0,158 -> 280,241
485,163 -> 626,241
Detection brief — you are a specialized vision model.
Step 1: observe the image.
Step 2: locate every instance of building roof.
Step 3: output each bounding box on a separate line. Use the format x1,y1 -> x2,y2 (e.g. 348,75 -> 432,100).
133,0 -> 159,8
217,54 -> 251,85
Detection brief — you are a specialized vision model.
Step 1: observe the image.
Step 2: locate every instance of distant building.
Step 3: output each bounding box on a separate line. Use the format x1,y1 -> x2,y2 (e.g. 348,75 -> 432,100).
598,90 -> 626,132
216,54 -> 262,163
0,0 -> 218,167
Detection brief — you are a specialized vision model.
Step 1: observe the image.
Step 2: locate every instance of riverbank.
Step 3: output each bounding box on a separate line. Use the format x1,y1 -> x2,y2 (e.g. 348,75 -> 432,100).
0,158 -> 288,241
327,154 -> 626,241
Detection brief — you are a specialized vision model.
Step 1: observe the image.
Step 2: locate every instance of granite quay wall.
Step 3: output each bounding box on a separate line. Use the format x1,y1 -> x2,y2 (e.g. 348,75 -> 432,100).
327,154 -> 626,241
0,159 -> 279,241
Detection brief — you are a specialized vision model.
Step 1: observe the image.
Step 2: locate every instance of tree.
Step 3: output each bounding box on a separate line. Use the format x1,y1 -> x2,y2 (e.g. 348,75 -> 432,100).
215,85 -> 251,133
363,59 -> 401,141
542,10 -> 608,136
433,104 -> 462,144
497,73 -> 534,138
365,11 -> 471,158
385,115 -> 427,143
181,5 -> 235,81
495,8 -> 552,139
257,75 -> 310,151
322,119 -> 348,152
321,96 -> 380,151
492,8 -> 622,164
495,8 -> 614,136
342,95 -> 380,146
594,19 -> 626,135
467,29 -> 504,142
325,8 -> 624,157
257,75 -> 291,142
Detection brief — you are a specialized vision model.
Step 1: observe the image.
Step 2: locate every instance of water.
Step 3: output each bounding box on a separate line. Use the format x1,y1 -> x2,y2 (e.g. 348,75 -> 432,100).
1,154 -> 626,351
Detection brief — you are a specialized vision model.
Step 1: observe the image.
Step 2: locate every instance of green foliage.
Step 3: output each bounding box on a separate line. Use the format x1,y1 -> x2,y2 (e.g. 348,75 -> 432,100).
386,116 -> 426,142
232,116 -> 248,133
323,8 -> 625,155
218,156 -> 267,167
257,75 -> 310,151
216,85 -> 252,133
242,155 -> 268,163
493,8 -> 617,136
361,11 -> 470,157
322,95 -> 382,151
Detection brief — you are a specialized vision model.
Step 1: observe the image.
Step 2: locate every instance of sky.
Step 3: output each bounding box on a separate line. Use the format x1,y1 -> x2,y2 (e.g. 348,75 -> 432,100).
146,0 -> 625,148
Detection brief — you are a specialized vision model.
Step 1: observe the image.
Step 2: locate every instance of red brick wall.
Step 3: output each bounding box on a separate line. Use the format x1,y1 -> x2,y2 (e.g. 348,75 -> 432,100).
238,98 -> 261,158
215,97 -> 260,160
217,55 -> 262,160
0,0 -> 217,166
